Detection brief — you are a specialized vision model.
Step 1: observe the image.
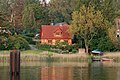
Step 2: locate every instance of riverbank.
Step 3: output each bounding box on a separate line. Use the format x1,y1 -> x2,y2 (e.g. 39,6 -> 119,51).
0,50 -> 120,62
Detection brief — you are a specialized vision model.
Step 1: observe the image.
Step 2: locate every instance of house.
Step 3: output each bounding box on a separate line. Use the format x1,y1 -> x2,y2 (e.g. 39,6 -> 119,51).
40,24 -> 72,45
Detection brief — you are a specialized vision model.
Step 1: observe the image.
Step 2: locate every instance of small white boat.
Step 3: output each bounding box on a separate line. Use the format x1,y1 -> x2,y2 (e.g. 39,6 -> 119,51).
102,58 -> 114,62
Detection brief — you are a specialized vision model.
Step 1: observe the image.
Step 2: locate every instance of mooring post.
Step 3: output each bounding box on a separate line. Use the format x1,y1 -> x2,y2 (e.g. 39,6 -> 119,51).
10,50 -> 20,80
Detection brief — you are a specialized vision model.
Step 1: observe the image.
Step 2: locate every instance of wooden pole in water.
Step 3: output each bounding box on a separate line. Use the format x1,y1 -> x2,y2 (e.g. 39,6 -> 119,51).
10,50 -> 20,80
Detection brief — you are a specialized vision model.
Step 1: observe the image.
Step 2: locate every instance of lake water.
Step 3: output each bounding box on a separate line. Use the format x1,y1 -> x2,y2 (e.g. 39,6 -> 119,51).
0,62 -> 120,80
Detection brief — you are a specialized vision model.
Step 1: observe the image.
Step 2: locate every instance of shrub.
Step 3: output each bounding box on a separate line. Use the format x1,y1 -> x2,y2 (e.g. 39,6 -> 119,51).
37,44 -> 53,51
0,44 -> 5,50
6,35 -> 30,50
20,35 -> 36,44
37,43 -> 79,54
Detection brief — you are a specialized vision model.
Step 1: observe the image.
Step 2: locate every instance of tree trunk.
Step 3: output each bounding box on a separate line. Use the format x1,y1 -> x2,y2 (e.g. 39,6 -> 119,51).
84,39 -> 88,53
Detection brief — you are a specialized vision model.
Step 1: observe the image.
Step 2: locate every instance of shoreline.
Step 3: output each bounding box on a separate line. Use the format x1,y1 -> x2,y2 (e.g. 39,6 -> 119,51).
0,50 -> 120,62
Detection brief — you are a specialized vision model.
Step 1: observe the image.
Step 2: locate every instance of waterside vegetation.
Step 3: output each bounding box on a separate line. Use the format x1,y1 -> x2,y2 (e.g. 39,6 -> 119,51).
0,0 -> 120,53
1,50 -> 120,63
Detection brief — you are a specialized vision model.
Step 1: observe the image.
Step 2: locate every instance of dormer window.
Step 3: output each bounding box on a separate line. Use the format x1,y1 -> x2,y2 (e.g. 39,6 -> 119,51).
54,28 -> 62,37
55,32 -> 62,37
56,32 -> 61,35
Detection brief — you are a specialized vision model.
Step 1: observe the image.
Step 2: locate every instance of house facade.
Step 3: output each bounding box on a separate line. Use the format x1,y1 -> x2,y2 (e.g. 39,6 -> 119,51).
40,24 -> 72,45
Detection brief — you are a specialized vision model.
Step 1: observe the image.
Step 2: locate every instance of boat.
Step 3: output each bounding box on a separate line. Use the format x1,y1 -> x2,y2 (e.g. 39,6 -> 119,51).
102,58 -> 114,62
92,57 -> 114,62
91,49 -> 103,56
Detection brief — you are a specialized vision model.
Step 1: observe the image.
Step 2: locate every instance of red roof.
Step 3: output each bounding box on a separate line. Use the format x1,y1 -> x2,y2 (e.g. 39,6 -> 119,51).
40,25 -> 72,39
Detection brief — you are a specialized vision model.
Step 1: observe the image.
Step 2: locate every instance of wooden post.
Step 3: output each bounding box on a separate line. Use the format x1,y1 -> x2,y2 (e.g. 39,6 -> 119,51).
10,50 -> 20,80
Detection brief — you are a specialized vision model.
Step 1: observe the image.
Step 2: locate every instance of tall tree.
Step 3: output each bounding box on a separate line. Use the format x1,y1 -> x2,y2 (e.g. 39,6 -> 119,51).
108,22 -> 120,50
87,0 -> 119,23
22,3 -> 49,28
22,4 -> 35,28
49,0 -> 72,23
70,5 -> 108,53
11,0 -> 24,33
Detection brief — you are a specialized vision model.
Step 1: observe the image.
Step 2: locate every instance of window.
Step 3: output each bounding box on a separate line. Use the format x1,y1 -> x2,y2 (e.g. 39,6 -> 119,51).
64,40 -> 68,43
48,40 -> 52,44
54,32 -> 62,37
56,32 -> 61,35
56,32 -> 60,35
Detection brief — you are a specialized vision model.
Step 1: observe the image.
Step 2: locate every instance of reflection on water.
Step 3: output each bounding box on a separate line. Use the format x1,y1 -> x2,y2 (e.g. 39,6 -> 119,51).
40,66 -> 72,80
0,62 -> 120,80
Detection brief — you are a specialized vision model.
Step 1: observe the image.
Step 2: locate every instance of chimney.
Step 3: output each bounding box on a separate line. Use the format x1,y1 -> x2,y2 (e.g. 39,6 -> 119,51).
51,23 -> 54,25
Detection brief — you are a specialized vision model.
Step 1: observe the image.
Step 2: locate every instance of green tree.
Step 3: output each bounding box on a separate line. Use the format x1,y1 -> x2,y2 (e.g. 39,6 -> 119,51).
49,0 -> 72,23
82,0 -> 119,24
90,28 -> 117,51
70,5 -> 108,53
0,12 -> 5,26
108,27 -> 120,50
22,3 -> 49,28
22,4 -> 36,28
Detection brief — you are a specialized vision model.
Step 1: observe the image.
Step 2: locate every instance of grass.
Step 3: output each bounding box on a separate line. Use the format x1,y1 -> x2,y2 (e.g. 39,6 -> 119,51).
0,50 -> 9,54
103,52 -> 120,62
103,52 -> 120,57
0,50 -> 53,54
0,50 -> 89,62
21,50 -> 43,54
1,50 -> 120,62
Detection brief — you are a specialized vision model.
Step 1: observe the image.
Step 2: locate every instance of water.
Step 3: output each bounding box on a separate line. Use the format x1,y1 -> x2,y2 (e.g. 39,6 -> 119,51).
0,62 -> 120,80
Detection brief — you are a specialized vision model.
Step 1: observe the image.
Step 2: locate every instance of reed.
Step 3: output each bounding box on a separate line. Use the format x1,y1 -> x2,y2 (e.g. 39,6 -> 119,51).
103,52 -> 120,62
0,52 -> 89,62
1,51 -> 120,62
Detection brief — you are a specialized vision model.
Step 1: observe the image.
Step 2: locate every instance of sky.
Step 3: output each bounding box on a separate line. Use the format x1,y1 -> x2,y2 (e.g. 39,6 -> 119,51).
39,0 -> 50,4
46,0 -> 50,3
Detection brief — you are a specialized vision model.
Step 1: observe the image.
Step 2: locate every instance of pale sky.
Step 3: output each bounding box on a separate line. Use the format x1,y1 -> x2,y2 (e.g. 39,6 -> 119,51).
39,0 -> 50,4
46,0 -> 50,3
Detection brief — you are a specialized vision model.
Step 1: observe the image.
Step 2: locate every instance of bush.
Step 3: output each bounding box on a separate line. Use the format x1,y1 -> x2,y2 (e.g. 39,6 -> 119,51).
37,43 -> 79,54
6,35 -> 30,50
37,44 -> 53,51
0,44 -> 5,50
20,35 -> 36,44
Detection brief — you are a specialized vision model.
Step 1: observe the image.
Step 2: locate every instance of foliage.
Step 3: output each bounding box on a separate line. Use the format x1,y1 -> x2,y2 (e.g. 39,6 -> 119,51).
22,3 -> 49,28
70,5 -> 108,53
37,44 -> 54,51
6,35 -> 30,50
49,0 -> 72,23
0,12 -> 10,27
90,0 -> 119,23
108,27 -> 120,50
22,2 -> 49,39
55,41 -> 68,49
37,43 -> 79,54
0,0 -> 120,52
20,35 -> 36,45
0,35 -> 30,50
33,5 -> 49,26
22,4 -> 36,28
0,0 -> 11,13
24,0 -> 39,6
72,35 -> 85,48
91,37 -> 117,52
